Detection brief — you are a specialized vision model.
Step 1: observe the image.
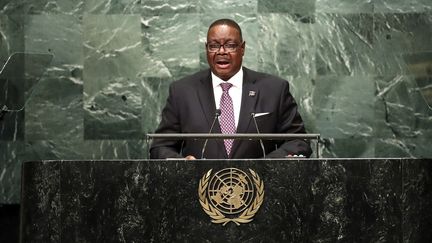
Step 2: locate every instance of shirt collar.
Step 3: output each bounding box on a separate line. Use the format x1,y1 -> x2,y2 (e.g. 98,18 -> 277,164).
211,67 -> 243,89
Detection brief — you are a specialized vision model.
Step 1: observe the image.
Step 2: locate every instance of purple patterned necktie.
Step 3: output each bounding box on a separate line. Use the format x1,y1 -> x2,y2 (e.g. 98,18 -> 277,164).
219,82 -> 236,156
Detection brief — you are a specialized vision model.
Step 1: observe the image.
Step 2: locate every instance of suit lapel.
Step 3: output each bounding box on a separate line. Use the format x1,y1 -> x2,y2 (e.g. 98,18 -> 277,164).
196,71 -> 216,128
196,70 -> 227,158
231,68 -> 258,157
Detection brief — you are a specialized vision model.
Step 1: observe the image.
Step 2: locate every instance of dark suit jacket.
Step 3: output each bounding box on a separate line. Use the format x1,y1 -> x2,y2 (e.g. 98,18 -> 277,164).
150,67 -> 312,159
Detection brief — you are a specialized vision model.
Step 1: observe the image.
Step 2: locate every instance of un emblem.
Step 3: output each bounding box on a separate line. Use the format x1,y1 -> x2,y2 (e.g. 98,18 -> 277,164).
198,168 -> 264,225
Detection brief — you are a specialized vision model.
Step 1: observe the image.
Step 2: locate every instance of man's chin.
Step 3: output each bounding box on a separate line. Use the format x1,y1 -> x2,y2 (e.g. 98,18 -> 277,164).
213,67 -> 234,79
214,71 -> 232,81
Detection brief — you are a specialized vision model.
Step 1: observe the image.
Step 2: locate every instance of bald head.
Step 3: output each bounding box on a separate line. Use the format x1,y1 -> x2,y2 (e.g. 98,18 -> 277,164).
207,19 -> 243,42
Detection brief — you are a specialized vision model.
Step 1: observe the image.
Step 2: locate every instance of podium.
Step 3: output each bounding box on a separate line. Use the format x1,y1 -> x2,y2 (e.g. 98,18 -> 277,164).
20,159 -> 432,242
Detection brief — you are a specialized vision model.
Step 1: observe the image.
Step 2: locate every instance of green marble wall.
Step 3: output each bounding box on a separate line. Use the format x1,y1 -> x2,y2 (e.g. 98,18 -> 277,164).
1,0 -> 431,203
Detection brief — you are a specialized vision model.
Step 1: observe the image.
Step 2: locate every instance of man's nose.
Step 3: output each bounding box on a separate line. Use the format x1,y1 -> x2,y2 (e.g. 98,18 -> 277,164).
216,45 -> 227,54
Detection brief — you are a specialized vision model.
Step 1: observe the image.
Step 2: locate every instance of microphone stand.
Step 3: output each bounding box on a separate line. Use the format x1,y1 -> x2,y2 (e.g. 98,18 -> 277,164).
201,109 -> 221,159
251,113 -> 266,158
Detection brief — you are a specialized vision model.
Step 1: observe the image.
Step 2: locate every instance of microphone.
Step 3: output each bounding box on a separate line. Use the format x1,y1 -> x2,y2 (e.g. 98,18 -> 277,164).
201,109 -> 221,159
251,113 -> 266,158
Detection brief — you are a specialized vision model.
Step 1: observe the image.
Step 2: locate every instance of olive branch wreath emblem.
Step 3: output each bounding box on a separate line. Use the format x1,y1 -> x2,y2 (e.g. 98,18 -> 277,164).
198,168 -> 264,226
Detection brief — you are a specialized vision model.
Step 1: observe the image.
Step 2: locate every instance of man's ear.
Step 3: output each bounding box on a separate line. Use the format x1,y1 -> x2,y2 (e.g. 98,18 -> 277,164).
241,41 -> 246,56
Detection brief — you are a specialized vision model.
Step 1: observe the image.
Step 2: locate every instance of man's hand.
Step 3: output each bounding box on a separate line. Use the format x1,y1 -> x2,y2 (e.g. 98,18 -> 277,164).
185,155 -> 196,160
286,154 -> 305,158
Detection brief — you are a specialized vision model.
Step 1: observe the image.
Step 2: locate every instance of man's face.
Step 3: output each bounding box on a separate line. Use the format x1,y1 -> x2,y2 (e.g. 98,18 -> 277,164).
206,24 -> 245,81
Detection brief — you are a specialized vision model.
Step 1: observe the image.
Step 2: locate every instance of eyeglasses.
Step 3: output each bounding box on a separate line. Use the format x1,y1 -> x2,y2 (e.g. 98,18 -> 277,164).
206,42 -> 243,53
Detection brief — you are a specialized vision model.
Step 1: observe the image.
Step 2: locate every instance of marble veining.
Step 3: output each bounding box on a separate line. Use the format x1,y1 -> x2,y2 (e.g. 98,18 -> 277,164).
20,159 -> 432,242
0,1 -> 431,205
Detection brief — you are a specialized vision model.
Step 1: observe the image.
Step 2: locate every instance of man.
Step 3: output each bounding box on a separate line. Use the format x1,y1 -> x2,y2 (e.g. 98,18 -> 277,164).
150,18 -> 312,159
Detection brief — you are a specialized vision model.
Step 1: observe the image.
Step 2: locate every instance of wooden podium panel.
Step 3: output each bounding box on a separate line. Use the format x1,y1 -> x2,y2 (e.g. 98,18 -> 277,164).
20,159 -> 432,242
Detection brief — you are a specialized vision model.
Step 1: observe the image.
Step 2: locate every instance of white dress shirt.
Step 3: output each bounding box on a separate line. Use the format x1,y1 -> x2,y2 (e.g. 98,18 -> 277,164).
211,68 -> 243,128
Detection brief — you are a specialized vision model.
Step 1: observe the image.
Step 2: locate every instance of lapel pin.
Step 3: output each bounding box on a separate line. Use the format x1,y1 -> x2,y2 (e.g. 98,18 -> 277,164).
248,91 -> 256,97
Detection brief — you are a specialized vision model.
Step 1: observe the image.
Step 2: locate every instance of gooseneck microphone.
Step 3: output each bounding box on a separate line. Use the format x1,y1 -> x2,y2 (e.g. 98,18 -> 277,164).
251,113 -> 266,158
201,109 -> 221,159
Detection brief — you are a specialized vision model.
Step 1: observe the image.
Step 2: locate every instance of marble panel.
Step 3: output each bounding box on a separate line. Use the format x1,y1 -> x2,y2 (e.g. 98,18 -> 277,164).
402,159 -> 432,242
0,0 -> 27,14
315,0 -> 374,13
20,161 -> 60,242
375,137 -> 432,158
372,13 -> 432,75
284,76 -> 316,133
413,76 -> 432,109
258,0 -> 315,16
142,14 -> 200,80
199,0 -> 258,13
59,161 -> 151,242
313,13 -> 375,76
140,0 -> 197,14
23,139 -> 147,161
0,15 -> 11,63
0,82 -> 25,141
0,0 -> 432,208
0,85 -> 26,140
24,75 -> 83,140
0,14 -> 25,54
84,0 -> 142,14
403,51 -> 432,77
0,141 -> 24,203
141,77 -> 169,134
0,15 -> 25,141
1,0 -> 83,14
321,138 -> 375,158
312,75 -> 375,139
23,14 -> 83,140
257,14 -> 315,78
374,75 -> 432,139
83,14 -> 143,139
83,77 -> 143,139
300,159 -> 403,242
340,159 -> 402,242
19,159 -> 412,242
374,0 -> 432,13
403,52 -> 432,111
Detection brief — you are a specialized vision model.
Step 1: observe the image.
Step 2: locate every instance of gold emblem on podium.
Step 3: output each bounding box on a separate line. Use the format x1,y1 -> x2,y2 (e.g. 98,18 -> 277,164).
198,168 -> 264,225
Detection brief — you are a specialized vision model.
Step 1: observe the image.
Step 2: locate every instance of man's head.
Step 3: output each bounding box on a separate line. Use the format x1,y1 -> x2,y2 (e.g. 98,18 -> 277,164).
206,19 -> 245,81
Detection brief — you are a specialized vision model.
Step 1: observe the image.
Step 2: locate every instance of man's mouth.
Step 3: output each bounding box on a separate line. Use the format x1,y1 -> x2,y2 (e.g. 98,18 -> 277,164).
215,60 -> 230,69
